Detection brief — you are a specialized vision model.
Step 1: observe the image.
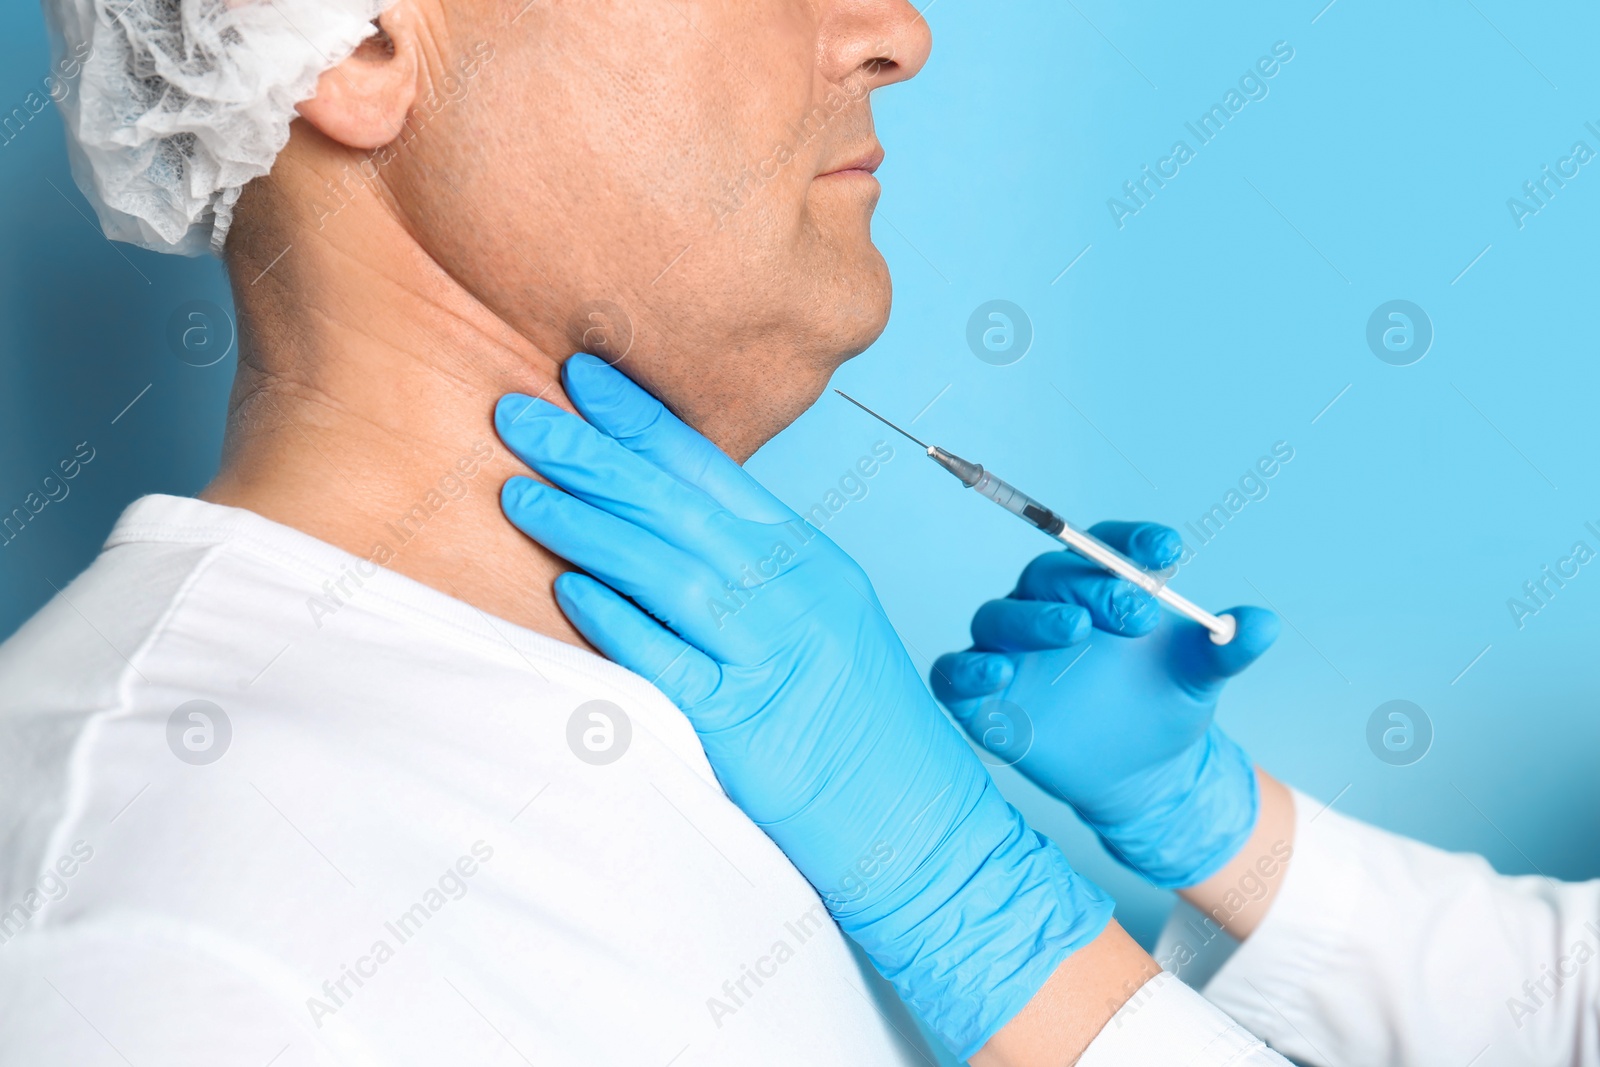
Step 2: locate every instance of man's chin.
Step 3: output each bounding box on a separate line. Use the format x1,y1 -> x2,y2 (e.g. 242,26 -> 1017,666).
829,252 -> 893,363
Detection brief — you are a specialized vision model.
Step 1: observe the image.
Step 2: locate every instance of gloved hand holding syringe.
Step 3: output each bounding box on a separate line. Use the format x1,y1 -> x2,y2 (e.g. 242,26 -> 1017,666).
836,391 -> 1237,645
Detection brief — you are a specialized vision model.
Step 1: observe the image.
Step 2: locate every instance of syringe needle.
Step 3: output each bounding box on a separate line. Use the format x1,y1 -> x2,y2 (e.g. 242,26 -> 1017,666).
833,390 -> 931,451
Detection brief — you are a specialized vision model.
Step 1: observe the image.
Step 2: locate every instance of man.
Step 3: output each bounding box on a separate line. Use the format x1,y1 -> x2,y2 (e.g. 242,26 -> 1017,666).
0,0 -> 1293,1063
4,1 -> 956,1063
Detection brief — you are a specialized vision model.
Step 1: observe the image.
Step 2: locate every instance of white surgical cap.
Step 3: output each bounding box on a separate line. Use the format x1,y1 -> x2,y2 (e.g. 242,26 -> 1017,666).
42,0 -> 397,256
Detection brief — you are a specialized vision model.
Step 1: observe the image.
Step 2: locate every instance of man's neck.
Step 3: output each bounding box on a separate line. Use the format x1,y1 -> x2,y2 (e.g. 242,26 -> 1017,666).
203,189 -> 586,648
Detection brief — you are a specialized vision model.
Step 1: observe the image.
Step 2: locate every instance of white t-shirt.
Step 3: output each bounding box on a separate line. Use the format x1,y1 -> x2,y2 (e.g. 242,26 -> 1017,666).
0,495 -> 939,1066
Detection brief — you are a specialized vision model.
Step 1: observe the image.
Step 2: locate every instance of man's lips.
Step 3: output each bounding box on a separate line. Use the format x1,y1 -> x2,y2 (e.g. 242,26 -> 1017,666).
819,144 -> 885,178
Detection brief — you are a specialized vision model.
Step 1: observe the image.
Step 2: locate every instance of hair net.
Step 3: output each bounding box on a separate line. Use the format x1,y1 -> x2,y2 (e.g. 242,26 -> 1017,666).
42,0 -> 397,257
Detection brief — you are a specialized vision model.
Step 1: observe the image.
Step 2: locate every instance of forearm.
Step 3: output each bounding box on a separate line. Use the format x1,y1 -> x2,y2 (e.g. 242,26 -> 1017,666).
1177,767 -> 1296,940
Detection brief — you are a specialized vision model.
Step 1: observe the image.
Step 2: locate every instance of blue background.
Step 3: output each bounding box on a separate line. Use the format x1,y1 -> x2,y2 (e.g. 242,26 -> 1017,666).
3,0 -> 1598,994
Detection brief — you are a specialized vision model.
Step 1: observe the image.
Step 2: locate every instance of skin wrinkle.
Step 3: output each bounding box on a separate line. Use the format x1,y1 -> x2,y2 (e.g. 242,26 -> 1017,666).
239,170 -> 554,423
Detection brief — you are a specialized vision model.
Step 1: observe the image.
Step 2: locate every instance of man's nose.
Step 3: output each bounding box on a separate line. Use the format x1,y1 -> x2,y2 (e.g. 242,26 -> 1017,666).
822,0 -> 934,91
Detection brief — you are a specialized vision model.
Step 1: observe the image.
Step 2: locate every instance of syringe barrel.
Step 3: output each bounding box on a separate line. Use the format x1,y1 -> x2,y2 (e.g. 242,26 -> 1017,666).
970,469 -> 1069,537
968,468 -> 1174,598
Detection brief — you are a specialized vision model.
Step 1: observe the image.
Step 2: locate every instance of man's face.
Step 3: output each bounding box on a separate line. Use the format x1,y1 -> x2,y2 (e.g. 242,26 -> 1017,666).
390,0 -> 931,459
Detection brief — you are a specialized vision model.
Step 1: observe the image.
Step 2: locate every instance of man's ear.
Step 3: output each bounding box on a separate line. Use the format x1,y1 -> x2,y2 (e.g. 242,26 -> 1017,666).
296,6 -> 420,150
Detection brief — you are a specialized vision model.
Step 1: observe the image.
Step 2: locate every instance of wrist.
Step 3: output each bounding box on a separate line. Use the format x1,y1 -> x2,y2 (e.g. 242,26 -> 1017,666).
1081,726 -> 1260,889
1177,768 -> 1295,940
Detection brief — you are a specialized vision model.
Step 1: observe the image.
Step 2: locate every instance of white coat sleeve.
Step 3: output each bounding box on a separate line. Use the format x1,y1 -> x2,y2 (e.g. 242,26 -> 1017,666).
1076,971 -> 1293,1066
1157,788 -> 1600,1067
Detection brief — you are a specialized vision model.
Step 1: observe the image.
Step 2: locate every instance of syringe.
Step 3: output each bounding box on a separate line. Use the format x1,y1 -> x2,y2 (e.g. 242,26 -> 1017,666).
836,390 -> 1235,645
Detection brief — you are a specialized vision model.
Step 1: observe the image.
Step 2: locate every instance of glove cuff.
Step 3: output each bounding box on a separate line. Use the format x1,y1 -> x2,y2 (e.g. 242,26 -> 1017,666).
842,785 -> 1115,1059
1087,725 -> 1259,889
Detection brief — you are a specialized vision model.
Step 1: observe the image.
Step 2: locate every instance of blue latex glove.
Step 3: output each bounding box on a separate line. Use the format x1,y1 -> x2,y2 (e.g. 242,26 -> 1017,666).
495,354 -> 1113,1058
931,526 -> 1280,889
